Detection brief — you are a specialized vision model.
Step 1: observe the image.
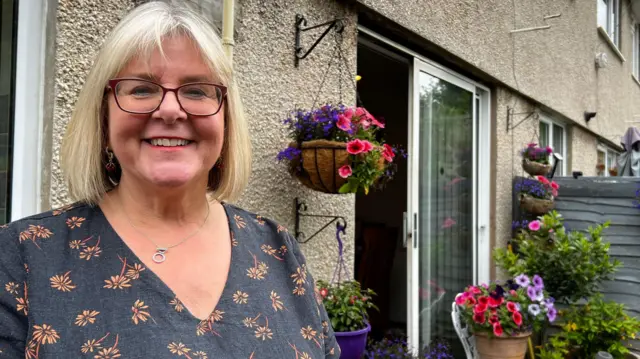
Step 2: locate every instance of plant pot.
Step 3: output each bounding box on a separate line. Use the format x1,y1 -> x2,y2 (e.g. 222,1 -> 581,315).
289,140 -> 384,194
609,168 -> 618,176
475,331 -> 532,359
335,323 -> 371,359
519,193 -> 555,215
522,159 -> 551,177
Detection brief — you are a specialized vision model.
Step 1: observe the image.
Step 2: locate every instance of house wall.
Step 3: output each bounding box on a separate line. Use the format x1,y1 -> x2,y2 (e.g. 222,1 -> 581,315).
357,0 -> 640,143
48,0 -> 358,281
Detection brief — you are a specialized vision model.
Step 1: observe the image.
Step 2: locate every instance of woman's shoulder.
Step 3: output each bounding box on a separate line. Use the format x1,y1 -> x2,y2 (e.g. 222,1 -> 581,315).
0,202 -> 95,244
222,202 -> 302,255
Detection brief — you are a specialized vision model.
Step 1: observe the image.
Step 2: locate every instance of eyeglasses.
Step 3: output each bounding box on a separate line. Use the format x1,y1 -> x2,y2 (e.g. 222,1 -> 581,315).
106,78 -> 228,116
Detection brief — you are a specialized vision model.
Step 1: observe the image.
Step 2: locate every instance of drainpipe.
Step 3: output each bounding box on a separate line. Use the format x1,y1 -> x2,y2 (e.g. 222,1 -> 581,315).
221,0 -> 235,64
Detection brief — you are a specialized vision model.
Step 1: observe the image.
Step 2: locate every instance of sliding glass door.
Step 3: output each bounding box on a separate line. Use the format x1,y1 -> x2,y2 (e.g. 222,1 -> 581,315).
407,59 -> 490,355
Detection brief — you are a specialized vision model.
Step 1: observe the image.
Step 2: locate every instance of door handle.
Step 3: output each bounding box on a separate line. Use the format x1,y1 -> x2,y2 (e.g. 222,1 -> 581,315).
402,212 -> 408,248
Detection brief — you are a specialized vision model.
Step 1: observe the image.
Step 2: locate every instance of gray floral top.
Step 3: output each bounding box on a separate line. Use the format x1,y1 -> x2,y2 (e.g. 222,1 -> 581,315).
0,202 -> 340,359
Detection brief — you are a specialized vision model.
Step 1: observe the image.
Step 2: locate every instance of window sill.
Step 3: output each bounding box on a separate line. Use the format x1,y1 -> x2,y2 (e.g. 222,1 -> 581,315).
633,74 -> 640,89
598,26 -> 626,62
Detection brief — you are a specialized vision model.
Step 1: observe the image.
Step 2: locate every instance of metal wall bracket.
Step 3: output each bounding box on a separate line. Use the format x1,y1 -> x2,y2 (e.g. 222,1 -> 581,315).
506,106 -> 539,132
294,198 -> 346,243
294,14 -> 344,67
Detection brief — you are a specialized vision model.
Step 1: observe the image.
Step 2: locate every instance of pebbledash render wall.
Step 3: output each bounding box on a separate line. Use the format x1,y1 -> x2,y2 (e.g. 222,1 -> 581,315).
49,0 -> 359,281
46,0 -> 640,281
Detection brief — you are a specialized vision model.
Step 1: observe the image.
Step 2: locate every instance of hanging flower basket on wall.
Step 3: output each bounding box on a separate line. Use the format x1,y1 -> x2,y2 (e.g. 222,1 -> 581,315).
522,158 -> 551,177
519,193 -> 554,215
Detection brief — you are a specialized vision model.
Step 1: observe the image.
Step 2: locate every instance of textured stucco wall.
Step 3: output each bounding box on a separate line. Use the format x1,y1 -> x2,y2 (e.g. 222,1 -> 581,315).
357,0 -> 640,146
49,0 -> 356,281
233,0 -> 357,281
50,1 -> 134,207
568,126 -> 599,176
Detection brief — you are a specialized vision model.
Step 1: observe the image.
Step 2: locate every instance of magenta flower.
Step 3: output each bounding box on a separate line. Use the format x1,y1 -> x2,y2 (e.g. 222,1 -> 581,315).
528,220 -> 541,231
338,165 -> 352,178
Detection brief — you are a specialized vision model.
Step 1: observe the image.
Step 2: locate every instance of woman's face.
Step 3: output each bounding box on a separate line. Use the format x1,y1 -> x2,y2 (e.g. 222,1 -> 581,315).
106,35 -> 225,190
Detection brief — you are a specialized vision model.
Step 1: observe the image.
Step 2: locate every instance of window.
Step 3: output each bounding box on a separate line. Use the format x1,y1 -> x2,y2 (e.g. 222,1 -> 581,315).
634,23 -> 640,80
539,118 -> 567,176
597,145 -> 619,176
598,0 -> 620,47
0,0 -> 17,224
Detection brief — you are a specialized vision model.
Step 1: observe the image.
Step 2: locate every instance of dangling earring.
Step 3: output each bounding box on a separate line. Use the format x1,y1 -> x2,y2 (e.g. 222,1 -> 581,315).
105,147 -> 119,186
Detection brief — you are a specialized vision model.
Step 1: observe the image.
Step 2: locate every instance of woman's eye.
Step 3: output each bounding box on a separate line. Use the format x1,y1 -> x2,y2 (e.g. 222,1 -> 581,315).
183,89 -> 206,98
130,86 -> 155,96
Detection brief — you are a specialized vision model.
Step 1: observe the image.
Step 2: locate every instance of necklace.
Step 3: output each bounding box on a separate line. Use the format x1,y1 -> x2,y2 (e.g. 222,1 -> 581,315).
118,194 -> 211,264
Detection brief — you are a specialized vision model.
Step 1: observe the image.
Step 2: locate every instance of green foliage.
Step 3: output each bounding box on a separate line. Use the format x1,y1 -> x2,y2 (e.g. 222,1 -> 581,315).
494,211 -> 620,304
316,280 -> 378,333
537,294 -> 640,359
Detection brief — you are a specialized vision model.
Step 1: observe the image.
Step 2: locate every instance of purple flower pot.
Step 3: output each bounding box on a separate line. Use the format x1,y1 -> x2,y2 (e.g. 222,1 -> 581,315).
335,323 -> 371,359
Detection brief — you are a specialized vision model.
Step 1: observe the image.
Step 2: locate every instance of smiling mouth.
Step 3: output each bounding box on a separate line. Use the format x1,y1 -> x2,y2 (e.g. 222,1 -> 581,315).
144,138 -> 193,147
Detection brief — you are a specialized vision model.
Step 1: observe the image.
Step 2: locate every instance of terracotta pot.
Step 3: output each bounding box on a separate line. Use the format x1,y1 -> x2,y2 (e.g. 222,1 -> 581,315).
522,159 -> 551,177
289,140 -> 384,194
519,193 -> 554,215
475,331 -> 532,359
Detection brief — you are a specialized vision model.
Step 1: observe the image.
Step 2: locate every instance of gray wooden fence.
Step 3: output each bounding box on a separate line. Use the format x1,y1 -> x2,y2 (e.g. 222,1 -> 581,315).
514,176 -> 640,351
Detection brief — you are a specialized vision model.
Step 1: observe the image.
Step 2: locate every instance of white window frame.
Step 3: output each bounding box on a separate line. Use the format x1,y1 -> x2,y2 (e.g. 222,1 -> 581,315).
11,1 -> 50,220
634,22 -> 640,80
597,144 -> 619,177
539,116 -> 567,176
598,0 -> 621,47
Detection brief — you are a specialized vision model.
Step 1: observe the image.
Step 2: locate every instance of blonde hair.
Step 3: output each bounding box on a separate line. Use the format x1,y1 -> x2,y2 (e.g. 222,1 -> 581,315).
61,1 -> 251,205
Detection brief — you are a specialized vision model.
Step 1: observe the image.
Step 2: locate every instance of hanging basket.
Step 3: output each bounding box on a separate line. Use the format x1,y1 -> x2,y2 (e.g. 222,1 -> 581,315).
519,193 -> 554,215
522,159 -> 551,177
289,140 -> 384,194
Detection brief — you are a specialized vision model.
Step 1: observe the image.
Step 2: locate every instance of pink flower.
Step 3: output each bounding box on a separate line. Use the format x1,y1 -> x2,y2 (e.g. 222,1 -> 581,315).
465,296 -> 477,306
488,297 -> 503,308
355,107 -> 367,117
528,220 -> 541,231
513,311 -> 523,326
507,301 -> 518,313
528,143 -> 537,148
361,141 -> 374,153
382,144 -> 395,162
319,288 -> 329,298
336,115 -> 352,132
549,228 -> 554,233
346,140 -> 365,155
342,108 -> 354,120
550,181 -> 559,190
338,165 -> 352,179
370,115 -> 385,128
473,312 -> 486,324
360,118 -> 371,130
469,286 -> 482,295
552,188 -> 558,197
488,315 -> 499,325
546,146 -> 553,154
474,303 -> 488,314
455,294 -> 467,306
442,217 -> 456,229
477,296 -> 489,306
493,323 -> 504,337
536,175 -> 550,185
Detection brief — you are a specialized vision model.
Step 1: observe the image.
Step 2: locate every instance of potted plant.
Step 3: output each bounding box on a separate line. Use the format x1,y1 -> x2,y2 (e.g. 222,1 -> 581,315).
609,166 -> 618,176
515,176 -> 559,215
521,143 -> 553,176
455,274 -> 557,359
316,279 -> 378,359
277,104 -> 403,194
596,163 -> 606,176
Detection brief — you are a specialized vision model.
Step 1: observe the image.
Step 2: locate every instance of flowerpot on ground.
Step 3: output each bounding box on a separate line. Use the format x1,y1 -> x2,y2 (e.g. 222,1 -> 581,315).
475,331 -> 532,359
519,193 -> 554,215
522,158 -> 551,177
334,323 -> 371,359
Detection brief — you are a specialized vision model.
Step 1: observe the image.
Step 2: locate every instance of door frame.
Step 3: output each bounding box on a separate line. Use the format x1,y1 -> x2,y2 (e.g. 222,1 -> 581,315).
357,26 -> 491,351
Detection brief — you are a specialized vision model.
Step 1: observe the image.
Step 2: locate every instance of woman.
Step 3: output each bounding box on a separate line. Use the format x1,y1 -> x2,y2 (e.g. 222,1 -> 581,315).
0,2 -> 340,358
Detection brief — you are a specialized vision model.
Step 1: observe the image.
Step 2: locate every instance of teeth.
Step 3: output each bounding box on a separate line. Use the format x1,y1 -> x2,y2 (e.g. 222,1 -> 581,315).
150,138 -> 189,147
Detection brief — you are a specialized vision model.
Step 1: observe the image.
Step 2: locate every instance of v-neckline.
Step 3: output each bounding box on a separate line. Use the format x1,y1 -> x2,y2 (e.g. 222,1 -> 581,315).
94,201 -> 237,322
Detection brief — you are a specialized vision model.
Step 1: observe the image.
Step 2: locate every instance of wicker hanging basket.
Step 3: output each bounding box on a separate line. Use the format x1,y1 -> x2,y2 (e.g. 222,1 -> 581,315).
522,159 -> 551,177
519,193 -> 554,215
289,140 -> 384,194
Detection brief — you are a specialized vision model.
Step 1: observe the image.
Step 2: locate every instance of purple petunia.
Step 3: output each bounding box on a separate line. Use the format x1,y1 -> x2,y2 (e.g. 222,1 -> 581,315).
515,274 -> 530,288
547,307 -> 557,322
532,275 -> 544,290
527,286 -> 537,301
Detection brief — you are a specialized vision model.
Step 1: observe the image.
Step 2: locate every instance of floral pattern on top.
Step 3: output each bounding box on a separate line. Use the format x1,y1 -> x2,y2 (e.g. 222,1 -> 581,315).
0,202 -> 340,358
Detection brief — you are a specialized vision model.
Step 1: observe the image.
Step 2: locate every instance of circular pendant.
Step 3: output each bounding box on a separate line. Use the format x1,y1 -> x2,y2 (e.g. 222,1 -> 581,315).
152,248 -> 167,263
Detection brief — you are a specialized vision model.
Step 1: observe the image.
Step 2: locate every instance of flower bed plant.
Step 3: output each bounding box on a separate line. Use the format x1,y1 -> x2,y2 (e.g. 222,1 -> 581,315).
277,104 -> 404,194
